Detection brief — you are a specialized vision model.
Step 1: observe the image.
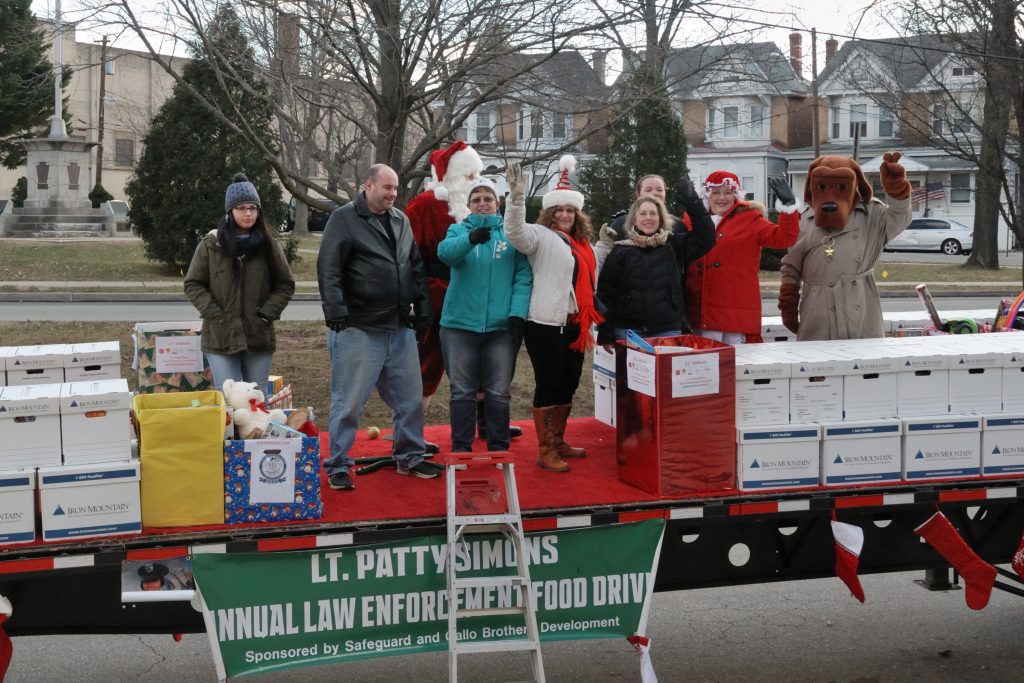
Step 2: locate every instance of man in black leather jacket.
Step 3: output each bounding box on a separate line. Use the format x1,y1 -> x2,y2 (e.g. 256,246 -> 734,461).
317,164 -> 438,490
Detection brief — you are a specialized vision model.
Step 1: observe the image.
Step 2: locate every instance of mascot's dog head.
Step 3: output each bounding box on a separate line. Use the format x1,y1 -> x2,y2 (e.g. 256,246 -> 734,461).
804,156 -> 873,230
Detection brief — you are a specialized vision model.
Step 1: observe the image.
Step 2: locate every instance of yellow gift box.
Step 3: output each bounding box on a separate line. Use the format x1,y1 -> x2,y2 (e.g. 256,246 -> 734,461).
132,390 -> 226,527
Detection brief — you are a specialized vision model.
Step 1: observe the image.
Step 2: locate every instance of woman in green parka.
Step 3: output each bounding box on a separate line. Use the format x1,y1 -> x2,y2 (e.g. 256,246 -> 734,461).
184,173 -> 295,391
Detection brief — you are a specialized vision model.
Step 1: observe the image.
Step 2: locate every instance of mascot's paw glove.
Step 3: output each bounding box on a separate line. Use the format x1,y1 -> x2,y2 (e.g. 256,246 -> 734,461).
778,282 -> 801,335
880,151 -> 911,200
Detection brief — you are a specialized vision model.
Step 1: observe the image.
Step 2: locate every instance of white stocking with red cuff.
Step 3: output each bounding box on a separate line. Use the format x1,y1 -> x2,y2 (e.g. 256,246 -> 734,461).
627,635 -> 658,683
0,594 -> 12,679
914,511 -> 997,610
831,519 -> 866,603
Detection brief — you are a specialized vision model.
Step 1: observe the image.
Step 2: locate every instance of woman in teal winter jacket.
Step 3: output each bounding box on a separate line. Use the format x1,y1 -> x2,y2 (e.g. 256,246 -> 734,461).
437,178 -> 532,452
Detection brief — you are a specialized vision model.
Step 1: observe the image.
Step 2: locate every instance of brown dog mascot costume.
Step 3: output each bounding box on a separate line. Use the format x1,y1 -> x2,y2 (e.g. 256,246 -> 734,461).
778,152 -> 912,340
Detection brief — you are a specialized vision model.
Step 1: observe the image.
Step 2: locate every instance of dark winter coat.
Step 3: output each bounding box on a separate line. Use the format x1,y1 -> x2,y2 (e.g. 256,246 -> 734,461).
184,230 -> 295,354
317,191 -> 432,331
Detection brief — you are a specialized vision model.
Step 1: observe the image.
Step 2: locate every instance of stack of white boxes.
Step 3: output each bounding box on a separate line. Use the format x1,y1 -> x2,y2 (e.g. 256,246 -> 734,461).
733,333 -> 1024,491
761,309 -> 997,341
0,341 -> 140,544
593,343 -> 617,427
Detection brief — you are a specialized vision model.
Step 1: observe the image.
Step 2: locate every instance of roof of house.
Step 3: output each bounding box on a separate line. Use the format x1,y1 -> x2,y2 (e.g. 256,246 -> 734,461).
818,34 -> 963,90
659,42 -> 808,99
470,50 -> 608,106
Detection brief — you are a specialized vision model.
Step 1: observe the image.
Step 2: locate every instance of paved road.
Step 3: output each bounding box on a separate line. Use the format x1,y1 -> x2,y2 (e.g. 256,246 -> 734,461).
7,569 -> 1022,682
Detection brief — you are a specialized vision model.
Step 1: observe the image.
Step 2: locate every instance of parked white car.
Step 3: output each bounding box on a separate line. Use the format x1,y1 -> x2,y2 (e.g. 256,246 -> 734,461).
885,218 -> 974,255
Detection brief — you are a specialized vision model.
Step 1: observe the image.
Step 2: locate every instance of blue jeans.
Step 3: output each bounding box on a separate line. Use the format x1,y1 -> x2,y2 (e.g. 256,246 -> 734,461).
440,327 -> 515,451
325,326 -> 425,475
205,351 -> 274,392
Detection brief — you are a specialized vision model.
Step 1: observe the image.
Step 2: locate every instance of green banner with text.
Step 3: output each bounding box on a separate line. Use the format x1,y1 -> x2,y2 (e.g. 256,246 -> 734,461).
193,519 -> 664,678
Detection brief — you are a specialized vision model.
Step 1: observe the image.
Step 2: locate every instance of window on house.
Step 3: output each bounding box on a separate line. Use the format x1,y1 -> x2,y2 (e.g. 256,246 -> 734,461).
517,111 -> 526,141
723,106 -> 739,138
103,56 -> 115,76
949,173 -> 972,203
952,66 -> 975,77
749,104 -> 765,137
831,106 -> 840,139
114,138 -> 134,166
878,108 -> 894,137
707,107 -> 716,135
849,104 -> 867,137
553,114 -> 567,139
455,123 -> 467,142
531,109 -> 543,139
741,176 -> 755,200
932,104 -> 945,135
475,111 -> 491,142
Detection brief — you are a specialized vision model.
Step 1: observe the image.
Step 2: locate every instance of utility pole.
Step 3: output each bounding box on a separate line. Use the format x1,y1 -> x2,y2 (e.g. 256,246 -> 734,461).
95,36 -> 108,187
811,28 -> 819,158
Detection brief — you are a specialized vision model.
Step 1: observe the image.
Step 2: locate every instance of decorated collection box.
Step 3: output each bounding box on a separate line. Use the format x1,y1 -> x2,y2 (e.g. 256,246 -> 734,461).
65,341 -> 121,381
981,414 -> 1024,477
38,461 -> 141,542
0,470 -> 36,545
0,382 -> 62,469
134,321 -> 214,393
902,415 -> 981,481
7,344 -> 67,386
737,424 -> 821,491
819,419 -> 902,486
60,379 -> 132,466
616,335 -> 736,496
224,437 -> 322,523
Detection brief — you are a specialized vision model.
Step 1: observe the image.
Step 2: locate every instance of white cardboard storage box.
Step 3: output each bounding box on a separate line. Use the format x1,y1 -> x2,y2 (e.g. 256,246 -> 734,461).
999,349 -> 1024,412
0,383 -> 62,469
6,344 -> 68,386
38,461 -> 141,542
734,349 -> 790,426
841,355 -> 900,420
0,347 -> 11,387
737,424 -> 821,491
902,415 -> 981,481
981,414 -> 1024,477
65,341 -> 121,381
820,418 -> 903,486
60,379 -> 132,466
896,353 -> 951,417
788,354 -> 844,423
947,348 -> 1003,414
0,470 -> 37,545
593,370 -> 616,427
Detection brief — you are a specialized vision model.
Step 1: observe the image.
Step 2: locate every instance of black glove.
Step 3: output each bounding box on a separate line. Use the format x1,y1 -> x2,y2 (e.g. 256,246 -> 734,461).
769,177 -> 796,206
506,316 -> 526,339
468,227 -> 491,245
326,317 -> 350,332
673,177 -> 701,208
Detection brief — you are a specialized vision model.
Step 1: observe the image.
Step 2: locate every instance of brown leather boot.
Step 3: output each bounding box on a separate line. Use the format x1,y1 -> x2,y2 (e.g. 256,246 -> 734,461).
552,404 -> 586,458
532,406 -> 569,473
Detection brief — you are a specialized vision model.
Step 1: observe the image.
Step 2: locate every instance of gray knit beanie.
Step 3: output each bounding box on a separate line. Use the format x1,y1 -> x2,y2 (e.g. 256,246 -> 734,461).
224,173 -> 261,213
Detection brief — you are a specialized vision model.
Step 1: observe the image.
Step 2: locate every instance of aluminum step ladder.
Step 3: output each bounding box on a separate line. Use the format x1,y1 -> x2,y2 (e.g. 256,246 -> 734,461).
445,452 -> 545,683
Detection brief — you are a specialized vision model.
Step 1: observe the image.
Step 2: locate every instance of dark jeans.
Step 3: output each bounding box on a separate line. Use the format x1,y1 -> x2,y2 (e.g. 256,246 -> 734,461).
440,327 -> 516,451
523,321 -> 584,408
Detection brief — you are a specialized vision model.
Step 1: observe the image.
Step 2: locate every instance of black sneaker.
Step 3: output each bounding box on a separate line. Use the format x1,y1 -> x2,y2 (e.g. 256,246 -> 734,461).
329,472 -> 355,490
425,441 -> 441,454
397,461 -> 443,479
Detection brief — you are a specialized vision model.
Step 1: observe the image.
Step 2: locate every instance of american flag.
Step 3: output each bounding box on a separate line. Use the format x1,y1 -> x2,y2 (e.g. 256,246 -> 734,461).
911,181 -> 945,202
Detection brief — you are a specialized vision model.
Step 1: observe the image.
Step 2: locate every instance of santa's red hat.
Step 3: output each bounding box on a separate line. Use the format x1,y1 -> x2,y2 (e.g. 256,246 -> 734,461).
701,171 -> 743,198
430,142 -> 482,201
542,155 -> 585,210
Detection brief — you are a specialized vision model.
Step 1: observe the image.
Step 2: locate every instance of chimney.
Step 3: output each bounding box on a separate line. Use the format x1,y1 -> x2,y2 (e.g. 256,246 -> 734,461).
275,12 -> 300,79
592,50 -> 606,86
825,38 -> 839,65
789,32 -> 803,79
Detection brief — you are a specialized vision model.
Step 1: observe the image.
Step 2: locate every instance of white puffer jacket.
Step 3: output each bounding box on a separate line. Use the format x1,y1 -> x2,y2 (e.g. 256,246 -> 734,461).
504,197 -> 587,327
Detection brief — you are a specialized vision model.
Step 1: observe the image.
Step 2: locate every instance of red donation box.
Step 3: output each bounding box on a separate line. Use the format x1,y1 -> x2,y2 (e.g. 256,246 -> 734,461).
615,335 -> 737,496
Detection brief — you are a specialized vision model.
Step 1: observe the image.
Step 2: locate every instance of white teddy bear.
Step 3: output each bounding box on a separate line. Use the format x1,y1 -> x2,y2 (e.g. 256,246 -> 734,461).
221,379 -> 286,439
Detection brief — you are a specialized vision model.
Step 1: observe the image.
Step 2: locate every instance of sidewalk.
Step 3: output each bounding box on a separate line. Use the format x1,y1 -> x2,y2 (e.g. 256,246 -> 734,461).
0,280 -> 320,289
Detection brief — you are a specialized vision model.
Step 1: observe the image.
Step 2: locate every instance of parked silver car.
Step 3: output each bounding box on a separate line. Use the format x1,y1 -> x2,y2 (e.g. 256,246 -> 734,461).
885,218 -> 974,255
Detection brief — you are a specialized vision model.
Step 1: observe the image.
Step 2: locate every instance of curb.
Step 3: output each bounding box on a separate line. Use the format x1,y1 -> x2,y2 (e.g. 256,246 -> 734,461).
0,292 -> 323,303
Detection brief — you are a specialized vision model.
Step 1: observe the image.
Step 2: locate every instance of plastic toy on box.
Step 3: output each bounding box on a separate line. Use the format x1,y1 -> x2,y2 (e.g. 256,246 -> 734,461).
995,292 -> 1024,331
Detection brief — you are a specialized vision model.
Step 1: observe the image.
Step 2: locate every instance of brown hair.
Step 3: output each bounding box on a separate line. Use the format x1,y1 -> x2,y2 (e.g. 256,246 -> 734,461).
623,197 -> 673,234
635,174 -> 666,195
537,205 -> 594,242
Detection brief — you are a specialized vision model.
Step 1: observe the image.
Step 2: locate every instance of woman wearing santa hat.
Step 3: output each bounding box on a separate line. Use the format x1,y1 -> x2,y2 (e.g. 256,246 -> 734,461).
504,157 -> 597,473
684,171 -> 801,344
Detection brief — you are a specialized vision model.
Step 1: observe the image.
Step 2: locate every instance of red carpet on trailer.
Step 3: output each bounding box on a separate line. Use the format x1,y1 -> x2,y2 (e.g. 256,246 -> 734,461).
319,417 -> 662,524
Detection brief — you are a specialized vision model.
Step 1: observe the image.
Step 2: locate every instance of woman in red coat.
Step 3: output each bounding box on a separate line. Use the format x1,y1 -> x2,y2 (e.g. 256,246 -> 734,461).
684,171 -> 801,344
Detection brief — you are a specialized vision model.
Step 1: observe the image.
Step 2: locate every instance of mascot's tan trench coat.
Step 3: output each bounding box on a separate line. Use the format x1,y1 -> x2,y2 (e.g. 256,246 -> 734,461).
780,196 -> 911,341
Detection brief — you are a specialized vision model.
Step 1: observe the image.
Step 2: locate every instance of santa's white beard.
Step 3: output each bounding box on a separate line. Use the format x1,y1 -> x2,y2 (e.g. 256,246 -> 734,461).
444,176 -> 473,222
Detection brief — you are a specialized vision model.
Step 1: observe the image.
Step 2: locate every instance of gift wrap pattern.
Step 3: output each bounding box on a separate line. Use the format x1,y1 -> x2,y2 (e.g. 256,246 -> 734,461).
223,436 -> 323,523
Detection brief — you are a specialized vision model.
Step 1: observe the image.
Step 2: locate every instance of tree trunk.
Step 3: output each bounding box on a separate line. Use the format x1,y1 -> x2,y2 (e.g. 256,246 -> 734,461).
967,0 -> 1015,269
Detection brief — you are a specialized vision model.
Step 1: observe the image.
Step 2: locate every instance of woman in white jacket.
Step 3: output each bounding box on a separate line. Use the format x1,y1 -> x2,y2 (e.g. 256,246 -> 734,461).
504,157 -> 601,473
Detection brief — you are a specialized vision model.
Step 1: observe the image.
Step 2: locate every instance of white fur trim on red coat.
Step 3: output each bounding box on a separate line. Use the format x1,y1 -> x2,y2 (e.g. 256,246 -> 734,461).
776,200 -> 804,214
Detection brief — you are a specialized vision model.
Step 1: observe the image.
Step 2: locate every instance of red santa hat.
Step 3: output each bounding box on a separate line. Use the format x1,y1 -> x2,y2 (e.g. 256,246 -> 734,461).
700,170 -> 743,199
429,141 -> 483,201
542,155 -> 585,210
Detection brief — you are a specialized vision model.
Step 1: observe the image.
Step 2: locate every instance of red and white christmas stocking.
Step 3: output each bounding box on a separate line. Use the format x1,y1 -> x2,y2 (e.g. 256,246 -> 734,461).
0,594 -> 12,680
831,518 -> 866,603
626,635 -> 658,683
1012,530 -> 1024,583
914,511 -> 997,610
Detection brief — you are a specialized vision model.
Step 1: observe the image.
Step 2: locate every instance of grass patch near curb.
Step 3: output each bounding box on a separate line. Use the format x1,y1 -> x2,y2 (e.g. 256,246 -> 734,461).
0,320 -> 583,434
